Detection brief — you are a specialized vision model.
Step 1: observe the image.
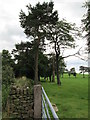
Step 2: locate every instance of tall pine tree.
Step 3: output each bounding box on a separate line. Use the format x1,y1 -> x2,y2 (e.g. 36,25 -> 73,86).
19,2 -> 58,84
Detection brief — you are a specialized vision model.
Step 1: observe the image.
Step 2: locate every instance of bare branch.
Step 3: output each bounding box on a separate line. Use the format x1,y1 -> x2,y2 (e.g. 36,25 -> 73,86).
62,52 -> 78,59
62,47 -> 82,59
75,55 -> 88,61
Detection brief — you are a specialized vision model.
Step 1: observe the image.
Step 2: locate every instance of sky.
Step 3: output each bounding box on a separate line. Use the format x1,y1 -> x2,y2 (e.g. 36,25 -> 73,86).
0,0 -> 88,72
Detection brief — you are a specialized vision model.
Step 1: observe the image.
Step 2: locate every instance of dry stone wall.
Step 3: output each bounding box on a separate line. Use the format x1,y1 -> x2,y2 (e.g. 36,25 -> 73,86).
7,84 -> 34,119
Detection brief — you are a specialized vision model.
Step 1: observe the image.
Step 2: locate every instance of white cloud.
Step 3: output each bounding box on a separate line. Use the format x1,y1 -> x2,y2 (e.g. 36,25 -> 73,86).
54,1 -> 86,26
65,56 -> 88,72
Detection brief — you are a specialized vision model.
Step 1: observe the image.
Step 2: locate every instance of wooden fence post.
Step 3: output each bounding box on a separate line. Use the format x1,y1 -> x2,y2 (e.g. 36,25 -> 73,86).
34,84 -> 42,118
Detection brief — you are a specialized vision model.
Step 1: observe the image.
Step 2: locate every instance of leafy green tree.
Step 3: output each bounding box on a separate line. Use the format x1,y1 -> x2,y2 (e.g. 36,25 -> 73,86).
12,41 -> 49,80
38,51 -> 48,80
19,1 -> 58,84
2,50 -> 15,86
2,50 -> 15,111
2,50 -> 14,67
59,57 -> 66,78
2,65 -> 15,87
79,66 -> 86,78
79,66 -> 90,78
82,2 -> 90,52
12,42 -> 35,79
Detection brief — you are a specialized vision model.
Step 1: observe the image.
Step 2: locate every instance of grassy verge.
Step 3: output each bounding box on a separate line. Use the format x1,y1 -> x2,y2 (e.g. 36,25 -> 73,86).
41,74 -> 88,118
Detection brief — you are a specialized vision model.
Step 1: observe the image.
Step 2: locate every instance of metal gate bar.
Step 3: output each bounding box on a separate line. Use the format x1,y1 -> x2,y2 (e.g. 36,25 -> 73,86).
42,87 -> 59,119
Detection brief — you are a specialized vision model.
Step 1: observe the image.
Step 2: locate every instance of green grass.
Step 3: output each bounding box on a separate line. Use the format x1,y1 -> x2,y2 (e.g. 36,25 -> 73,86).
41,74 -> 88,118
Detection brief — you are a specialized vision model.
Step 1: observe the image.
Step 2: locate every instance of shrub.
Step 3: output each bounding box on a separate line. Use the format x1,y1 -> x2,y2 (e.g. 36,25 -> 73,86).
2,65 -> 15,86
2,84 -> 10,111
14,77 -> 34,89
2,65 -> 15,111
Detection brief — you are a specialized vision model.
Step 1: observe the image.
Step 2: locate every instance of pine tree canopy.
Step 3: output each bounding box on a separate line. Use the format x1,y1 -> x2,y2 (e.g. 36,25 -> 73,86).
19,1 -> 58,38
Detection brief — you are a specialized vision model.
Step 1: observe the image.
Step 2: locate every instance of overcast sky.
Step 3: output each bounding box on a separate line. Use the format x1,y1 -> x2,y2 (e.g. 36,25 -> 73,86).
0,0 -> 88,72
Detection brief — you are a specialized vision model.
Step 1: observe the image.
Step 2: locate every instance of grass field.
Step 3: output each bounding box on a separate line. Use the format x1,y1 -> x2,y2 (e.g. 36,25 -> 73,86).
41,74 -> 88,118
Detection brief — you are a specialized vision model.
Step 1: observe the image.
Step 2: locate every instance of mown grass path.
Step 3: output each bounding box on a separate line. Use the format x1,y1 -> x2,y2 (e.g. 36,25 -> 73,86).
41,74 -> 88,118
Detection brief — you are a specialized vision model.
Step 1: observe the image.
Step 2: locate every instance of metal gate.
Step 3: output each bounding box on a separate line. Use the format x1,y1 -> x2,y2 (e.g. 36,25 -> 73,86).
42,87 -> 59,119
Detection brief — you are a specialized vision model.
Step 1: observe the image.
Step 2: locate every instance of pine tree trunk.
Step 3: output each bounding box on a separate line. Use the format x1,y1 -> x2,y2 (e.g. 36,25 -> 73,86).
56,54 -> 61,85
34,47 -> 38,84
38,75 -> 40,81
34,38 -> 40,84
52,70 -> 55,82
52,57 -> 55,82
49,75 -> 51,82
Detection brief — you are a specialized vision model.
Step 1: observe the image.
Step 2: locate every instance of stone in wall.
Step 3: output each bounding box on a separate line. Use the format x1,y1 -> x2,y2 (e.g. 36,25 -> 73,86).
7,84 -> 34,119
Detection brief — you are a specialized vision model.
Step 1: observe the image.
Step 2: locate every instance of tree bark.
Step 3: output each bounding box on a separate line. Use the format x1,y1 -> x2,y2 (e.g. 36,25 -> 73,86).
52,57 -> 55,82
34,46 -> 39,84
49,75 -> 51,82
34,38 -> 40,85
56,54 -> 61,85
83,72 -> 85,78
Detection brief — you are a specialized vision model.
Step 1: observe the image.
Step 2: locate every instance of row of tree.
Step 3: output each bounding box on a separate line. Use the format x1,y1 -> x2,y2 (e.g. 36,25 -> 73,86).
2,44 -> 66,83
2,1 -> 90,86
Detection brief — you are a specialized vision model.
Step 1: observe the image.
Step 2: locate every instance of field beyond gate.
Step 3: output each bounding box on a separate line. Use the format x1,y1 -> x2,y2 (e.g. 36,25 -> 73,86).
41,74 -> 88,118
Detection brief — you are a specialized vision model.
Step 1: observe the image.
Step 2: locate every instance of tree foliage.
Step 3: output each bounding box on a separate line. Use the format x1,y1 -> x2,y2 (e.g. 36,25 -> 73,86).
12,41 -> 50,80
12,42 -> 35,79
47,19 -> 77,85
79,66 -> 90,78
2,50 -> 15,86
2,50 -> 14,67
38,51 -> 48,79
82,2 -> 90,52
2,65 -> 15,86
19,2 -> 58,38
